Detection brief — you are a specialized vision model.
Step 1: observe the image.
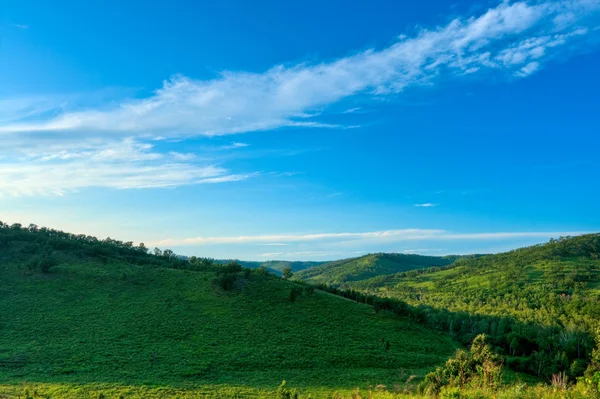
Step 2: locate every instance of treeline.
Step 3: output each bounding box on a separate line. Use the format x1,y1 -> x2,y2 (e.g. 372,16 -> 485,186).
0,221 -> 234,274
312,282 -> 599,381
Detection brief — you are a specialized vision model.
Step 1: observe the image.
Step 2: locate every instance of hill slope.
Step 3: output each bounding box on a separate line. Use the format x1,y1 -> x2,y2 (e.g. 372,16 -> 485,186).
0,224 -> 458,394
295,253 -> 458,286
343,234 -> 600,379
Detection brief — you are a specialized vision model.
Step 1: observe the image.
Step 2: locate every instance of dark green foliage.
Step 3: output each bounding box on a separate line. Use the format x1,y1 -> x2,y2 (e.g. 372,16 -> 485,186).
289,287 -> 303,302
39,254 -> 57,273
215,273 -> 238,290
0,220 -> 192,271
214,261 -> 246,290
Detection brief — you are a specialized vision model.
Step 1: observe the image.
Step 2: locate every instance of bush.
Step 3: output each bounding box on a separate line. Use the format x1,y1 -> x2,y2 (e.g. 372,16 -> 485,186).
254,266 -> 271,276
215,274 -> 237,291
423,334 -> 503,395
276,381 -> 298,399
39,254 -> 57,273
289,287 -> 303,302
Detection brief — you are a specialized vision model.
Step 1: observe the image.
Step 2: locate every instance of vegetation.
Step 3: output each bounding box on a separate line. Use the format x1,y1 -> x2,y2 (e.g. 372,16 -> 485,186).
295,253 -> 458,285
420,335 -> 504,395
2,222 -> 599,397
308,234 -> 600,382
0,222 -> 458,396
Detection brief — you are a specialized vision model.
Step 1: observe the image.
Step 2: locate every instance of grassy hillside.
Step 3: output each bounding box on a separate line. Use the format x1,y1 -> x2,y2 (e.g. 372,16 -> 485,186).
0,223 -> 458,397
340,234 -> 600,379
295,253 -> 458,286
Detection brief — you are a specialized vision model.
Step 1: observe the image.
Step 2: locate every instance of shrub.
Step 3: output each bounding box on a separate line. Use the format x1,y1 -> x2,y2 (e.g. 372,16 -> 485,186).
289,287 -> 303,302
215,274 -> 237,291
422,334 -> 503,395
39,254 -> 58,273
276,381 -> 298,399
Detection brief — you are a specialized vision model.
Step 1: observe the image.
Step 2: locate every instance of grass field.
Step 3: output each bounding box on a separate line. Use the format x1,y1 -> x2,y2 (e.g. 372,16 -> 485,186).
0,255 -> 458,397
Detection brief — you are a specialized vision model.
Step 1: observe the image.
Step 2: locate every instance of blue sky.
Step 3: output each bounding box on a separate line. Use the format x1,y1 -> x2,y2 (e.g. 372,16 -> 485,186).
1,0 -> 599,260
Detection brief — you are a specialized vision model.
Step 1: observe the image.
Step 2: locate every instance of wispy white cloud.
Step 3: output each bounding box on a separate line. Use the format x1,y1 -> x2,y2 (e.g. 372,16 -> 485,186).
402,249 -> 442,254
415,203 -> 438,207
259,251 -> 346,258
0,138 -> 253,196
152,229 -> 588,247
516,61 -> 541,76
1,0 -> 599,195
168,151 -> 196,161
219,142 -> 250,150
1,0 -> 599,139
342,107 -> 362,114
12,24 -> 29,29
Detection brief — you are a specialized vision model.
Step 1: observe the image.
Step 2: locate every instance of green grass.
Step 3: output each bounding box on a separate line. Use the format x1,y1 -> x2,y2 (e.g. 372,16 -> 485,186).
0,254 -> 458,395
1,380 -> 599,399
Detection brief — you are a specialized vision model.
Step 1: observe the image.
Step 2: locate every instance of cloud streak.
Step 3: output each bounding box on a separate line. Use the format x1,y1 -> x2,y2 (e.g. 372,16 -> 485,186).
152,229 -> 589,247
1,0 -> 599,195
0,138 -> 253,196
1,0 -> 599,139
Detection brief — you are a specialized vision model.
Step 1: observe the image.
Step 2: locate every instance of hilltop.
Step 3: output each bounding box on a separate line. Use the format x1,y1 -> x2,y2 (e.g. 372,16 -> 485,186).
295,253 -> 458,286
0,222 -> 458,397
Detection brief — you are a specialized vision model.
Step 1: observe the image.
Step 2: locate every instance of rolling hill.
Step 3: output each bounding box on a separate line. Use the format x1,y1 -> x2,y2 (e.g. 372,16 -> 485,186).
329,234 -> 600,380
0,223 -> 458,398
295,253 -> 459,286
219,259 -> 326,275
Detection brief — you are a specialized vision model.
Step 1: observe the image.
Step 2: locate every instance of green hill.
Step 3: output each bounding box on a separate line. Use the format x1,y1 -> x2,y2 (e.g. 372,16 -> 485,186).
0,223 -> 458,397
295,253 -> 458,286
339,234 -> 600,380
219,259 -> 326,275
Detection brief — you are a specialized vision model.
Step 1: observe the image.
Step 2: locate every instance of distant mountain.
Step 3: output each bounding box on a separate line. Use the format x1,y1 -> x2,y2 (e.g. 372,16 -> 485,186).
216,259 -> 326,275
295,253 -> 459,286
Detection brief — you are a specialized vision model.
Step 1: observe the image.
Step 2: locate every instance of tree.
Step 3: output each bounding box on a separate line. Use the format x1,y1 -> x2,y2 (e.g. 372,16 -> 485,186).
255,266 -> 271,276
282,267 -> 293,279
137,242 -> 148,253
39,254 -> 57,273
289,287 -> 303,302
421,334 -> 503,394
587,326 -> 600,377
